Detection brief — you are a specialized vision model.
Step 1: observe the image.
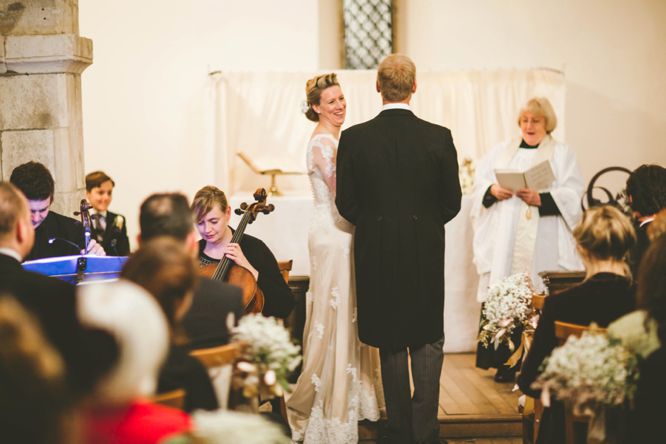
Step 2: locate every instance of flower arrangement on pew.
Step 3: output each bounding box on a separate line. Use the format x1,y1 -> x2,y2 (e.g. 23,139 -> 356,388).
532,329 -> 639,413
459,157 -> 476,195
478,272 -> 538,356
231,314 -> 301,402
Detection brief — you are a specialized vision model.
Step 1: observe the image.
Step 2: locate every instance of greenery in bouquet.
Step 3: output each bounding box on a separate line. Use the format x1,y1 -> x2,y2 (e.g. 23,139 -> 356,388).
459,157 -> 475,195
478,272 -> 536,351
231,314 -> 301,400
532,330 -> 639,414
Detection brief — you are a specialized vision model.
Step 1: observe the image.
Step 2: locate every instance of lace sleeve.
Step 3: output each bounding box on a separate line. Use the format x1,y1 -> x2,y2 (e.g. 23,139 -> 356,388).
307,136 -> 337,192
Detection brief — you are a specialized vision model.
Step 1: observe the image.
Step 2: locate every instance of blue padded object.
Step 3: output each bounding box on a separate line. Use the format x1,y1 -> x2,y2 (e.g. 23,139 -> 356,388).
22,255 -> 127,284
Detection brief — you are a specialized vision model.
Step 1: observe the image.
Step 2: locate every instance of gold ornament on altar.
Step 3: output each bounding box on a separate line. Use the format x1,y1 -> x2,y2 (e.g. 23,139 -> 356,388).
459,157 -> 475,194
237,152 -> 305,195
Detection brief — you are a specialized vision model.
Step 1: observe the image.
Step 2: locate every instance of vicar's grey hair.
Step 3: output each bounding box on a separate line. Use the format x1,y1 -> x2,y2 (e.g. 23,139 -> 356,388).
517,97 -> 558,134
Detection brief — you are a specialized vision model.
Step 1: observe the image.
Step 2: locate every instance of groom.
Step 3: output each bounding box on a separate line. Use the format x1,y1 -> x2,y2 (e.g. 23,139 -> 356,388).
336,54 -> 461,444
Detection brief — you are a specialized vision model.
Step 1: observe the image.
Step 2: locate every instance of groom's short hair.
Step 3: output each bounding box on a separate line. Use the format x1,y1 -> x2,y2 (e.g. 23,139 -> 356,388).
377,54 -> 416,102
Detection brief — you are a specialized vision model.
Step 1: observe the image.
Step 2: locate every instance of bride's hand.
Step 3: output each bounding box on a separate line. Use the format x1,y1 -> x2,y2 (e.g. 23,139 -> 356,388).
225,243 -> 259,280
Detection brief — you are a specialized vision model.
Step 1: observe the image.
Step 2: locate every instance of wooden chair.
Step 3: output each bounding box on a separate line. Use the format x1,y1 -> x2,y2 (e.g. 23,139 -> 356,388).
275,259 -> 294,421
524,293 -> 546,444
277,259 -> 293,284
554,321 -> 607,444
151,389 -> 186,410
538,271 -> 585,296
531,293 -> 546,311
191,342 -> 243,410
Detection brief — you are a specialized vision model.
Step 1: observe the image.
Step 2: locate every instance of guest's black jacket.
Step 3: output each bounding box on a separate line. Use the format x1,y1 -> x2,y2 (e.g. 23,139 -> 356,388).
91,211 -> 130,256
0,253 -> 117,396
182,277 -> 244,349
517,272 -> 635,444
198,236 -> 294,319
157,345 -> 218,412
27,211 -> 85,260
631,346 -> 666,443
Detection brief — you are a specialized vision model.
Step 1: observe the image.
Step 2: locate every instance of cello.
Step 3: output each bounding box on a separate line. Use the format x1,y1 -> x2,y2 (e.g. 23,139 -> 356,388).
198,188 -> 275,314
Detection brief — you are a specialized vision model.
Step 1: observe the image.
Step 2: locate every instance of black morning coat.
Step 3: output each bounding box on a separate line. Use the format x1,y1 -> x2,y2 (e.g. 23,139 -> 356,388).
336,108 -> 462,350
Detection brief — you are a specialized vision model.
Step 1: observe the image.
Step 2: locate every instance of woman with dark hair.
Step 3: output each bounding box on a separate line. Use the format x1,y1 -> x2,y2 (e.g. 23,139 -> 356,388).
625,164 -> 666,274
121,238 -> 218,412
630,235 -> 666,442
85,170 -> 130,256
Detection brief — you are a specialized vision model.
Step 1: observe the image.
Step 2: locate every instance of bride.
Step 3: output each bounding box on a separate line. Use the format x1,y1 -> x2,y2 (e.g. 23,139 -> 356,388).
286,73 -> 384,443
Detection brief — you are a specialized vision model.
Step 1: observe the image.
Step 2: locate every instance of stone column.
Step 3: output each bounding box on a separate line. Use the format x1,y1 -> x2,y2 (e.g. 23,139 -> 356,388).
0,0 -> 91,216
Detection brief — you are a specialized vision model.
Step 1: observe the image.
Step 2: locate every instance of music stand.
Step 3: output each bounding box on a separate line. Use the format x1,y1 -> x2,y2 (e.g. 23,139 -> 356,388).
237,152 -> 304,195
22,255 -> 128,285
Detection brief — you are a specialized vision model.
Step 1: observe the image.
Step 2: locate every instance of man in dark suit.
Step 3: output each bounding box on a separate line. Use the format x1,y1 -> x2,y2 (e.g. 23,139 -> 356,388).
10,161 -> 106,260
0,181 -> 117,396
138,192 -> 244,348
85,171 -> 131,256
336,54 -> 462,444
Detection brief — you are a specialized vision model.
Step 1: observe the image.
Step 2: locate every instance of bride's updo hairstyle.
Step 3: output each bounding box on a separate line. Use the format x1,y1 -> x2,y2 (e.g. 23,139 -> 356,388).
304,73 -> 340,122
573,205 -> 636,273
191,185 -> 229,223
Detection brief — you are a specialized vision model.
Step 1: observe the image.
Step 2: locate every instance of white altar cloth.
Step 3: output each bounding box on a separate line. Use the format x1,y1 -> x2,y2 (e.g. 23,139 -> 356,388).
229,193 -> 481,352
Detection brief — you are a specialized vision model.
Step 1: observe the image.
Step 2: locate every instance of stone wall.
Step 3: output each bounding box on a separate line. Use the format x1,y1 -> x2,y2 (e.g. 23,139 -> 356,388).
0,0 -> 90,215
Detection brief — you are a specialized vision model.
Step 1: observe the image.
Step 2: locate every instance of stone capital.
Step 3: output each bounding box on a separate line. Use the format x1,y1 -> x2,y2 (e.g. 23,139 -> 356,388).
5,34 -> 92,74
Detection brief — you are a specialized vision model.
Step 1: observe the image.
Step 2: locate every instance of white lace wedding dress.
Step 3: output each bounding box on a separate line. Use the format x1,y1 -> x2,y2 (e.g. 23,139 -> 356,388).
287,133 -> 385,444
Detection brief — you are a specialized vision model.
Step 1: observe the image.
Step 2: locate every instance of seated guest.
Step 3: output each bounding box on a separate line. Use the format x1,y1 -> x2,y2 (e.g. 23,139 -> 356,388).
122,237 -> 219,412
0,297 -> 73,444
625,163 -> 666,275
85,170 -> 130,256
9,161 -> 105,260
517,205 -> 636,444
78,280 -> 191,443
0,181 -> 116,397
608,213 -> 666,357
139,192 -> 243,348
630,235 -> 666,442
192,185 -> 294,319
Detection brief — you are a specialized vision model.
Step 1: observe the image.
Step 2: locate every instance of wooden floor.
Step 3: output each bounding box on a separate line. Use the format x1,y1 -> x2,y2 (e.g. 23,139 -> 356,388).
359,353 -> 523,443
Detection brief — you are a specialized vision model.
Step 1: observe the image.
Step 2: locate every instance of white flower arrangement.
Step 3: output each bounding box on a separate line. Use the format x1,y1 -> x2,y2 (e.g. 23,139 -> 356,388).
478,272 -> 535,351
459,157 -> 476,195
532,330 -> 639,414
231,314 -> 301,400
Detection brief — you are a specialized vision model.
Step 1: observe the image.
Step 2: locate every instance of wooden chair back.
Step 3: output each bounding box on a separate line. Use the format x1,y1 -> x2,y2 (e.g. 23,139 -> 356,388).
277,259 -> 293,284
191,342 -> 242,368
532,293 -> 546,311
554,321 -> 607,346
151,389 -> 186,410
190,342 -> 243,410
538,271 -> 585,296
553,321 -> 608,444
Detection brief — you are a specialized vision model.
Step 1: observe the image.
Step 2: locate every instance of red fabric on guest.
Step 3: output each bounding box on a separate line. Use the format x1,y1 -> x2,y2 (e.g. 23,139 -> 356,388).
84,400 -> 191,444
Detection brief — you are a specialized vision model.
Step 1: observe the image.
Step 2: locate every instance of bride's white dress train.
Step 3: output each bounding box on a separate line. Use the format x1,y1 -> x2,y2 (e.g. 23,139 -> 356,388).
287,133 -> 384,444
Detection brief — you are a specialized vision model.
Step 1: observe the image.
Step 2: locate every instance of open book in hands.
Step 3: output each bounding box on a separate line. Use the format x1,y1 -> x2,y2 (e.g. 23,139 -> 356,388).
494,160 -> 555,192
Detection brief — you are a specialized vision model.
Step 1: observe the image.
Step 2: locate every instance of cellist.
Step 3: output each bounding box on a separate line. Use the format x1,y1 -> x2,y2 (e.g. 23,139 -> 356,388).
192,185 -> 294,320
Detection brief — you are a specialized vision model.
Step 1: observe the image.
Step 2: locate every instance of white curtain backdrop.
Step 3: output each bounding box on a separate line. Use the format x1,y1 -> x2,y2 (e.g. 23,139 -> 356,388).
206,68 -> 565,194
